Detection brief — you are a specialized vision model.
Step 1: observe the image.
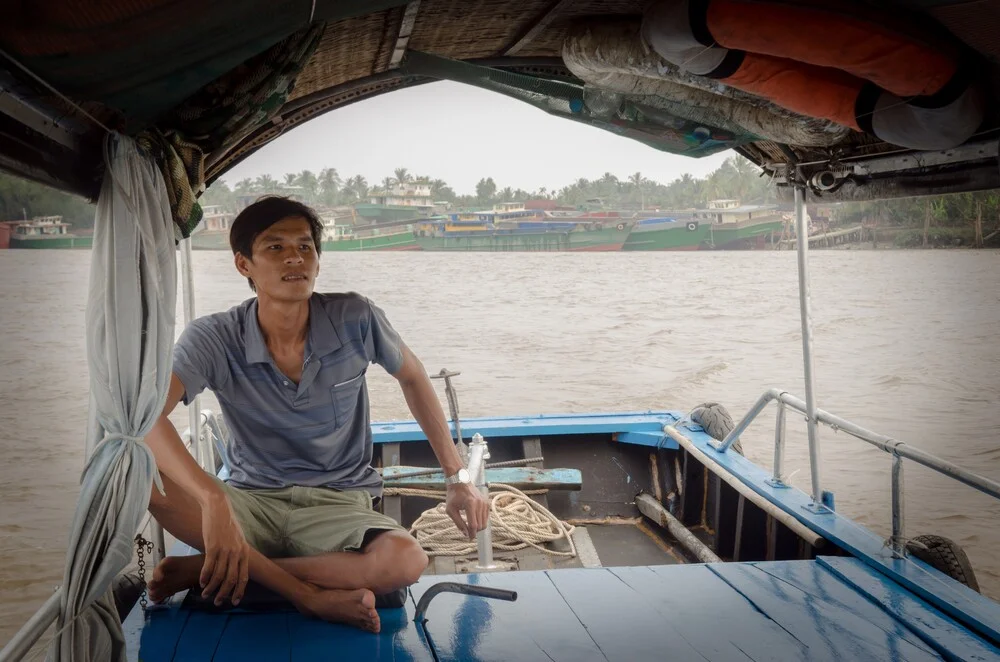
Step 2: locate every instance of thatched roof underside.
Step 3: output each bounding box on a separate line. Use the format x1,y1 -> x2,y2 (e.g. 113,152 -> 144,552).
3,0 -> 1000,203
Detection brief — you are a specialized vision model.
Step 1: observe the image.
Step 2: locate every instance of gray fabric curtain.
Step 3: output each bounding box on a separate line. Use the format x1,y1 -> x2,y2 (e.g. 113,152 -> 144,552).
48,134 -> 177,661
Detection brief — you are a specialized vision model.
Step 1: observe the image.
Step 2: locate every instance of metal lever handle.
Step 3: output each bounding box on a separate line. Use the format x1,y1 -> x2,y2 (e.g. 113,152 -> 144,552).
413,582 -> 517,623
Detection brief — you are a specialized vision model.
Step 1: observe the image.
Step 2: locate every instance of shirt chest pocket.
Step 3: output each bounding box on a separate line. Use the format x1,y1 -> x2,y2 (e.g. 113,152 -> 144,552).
330,368 -> 366,429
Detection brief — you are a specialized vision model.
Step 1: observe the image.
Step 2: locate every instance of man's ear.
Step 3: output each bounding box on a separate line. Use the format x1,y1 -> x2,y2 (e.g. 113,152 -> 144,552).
234,252 -> 252,279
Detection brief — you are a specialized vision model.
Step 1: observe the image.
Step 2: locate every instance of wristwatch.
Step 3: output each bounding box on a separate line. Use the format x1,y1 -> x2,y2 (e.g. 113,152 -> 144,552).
445,468 -> 471,486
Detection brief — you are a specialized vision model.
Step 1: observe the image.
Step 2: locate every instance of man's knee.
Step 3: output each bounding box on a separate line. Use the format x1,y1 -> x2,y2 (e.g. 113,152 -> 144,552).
371,532 -> 428,586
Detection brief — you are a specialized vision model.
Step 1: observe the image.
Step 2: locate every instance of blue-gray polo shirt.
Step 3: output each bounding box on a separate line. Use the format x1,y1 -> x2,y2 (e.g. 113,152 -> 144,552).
172,292 -> 404,496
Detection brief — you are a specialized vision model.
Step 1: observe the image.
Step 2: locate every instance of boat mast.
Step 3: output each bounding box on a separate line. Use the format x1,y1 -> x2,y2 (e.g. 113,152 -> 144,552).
794,180 -> 827,512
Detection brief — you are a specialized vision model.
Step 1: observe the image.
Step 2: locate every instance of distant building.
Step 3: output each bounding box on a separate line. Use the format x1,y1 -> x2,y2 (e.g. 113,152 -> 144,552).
369,183 -> 433,207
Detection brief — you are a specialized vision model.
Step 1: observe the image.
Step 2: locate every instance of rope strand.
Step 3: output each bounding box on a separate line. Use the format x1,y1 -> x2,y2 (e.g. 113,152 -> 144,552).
385,484 -> 577,558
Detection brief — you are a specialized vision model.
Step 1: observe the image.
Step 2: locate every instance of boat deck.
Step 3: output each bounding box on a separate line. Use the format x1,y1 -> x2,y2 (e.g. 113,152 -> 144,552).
128,556 -> 1000,661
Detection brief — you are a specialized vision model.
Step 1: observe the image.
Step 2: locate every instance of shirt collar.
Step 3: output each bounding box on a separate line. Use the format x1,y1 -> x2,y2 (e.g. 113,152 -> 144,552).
243,295 -> 343,364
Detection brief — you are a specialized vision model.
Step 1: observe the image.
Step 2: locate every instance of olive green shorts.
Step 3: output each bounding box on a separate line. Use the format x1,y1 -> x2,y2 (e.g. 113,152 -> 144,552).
216,479 -> 405,559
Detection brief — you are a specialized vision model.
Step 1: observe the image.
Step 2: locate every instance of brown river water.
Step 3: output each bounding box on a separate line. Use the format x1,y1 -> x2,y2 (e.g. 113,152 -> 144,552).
1,248 -> 998,642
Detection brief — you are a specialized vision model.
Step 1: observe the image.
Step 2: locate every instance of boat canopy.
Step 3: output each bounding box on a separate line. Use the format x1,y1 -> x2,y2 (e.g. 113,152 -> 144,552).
3,0 -> 1000,237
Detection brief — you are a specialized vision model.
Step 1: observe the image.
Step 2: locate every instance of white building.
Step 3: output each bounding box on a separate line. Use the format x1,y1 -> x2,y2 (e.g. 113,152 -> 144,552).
369,183 -> 433,207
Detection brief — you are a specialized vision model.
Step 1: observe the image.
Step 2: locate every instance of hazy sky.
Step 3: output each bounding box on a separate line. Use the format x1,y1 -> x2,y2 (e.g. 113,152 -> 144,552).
221,81 -> 732,196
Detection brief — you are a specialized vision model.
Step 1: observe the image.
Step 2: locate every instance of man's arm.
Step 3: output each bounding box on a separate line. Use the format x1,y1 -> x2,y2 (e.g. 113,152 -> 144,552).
146,373 -> 251,606
392,345 -> 488,539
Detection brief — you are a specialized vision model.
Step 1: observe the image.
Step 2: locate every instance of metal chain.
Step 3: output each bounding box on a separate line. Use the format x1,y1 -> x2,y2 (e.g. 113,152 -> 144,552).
135,533 -> 153,610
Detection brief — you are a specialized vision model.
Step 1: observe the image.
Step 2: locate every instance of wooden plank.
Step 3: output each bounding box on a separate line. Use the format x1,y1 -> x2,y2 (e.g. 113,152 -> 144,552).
372,412 -> 679,444
630,565 -> 810,661
666,424 -> 1000,641
171,611 -> 229,662
544,568 -> 710,660
137,607 -> 190,662
737,497 -> 769,561
733,495 -> 746,561
384,466 -> 581,490
289,595 -> 434,662
413,570 -> 599,661
381,443 -> 402,523
521,437 -> 548,509
680,449 -> 705,526
710,563 -> 943,661
818,557 -> 1000,661
615,430 -> 678,449
714,479 -> 738,559
212,613 -> 290,662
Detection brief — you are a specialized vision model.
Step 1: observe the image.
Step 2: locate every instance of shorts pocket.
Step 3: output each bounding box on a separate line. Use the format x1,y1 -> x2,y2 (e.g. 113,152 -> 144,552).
331,369 -> 366,429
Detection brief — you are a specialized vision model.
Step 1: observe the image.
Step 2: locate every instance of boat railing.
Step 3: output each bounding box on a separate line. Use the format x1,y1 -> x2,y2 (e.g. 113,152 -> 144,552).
0,409 -> 229,662
709,388 -> 1000,557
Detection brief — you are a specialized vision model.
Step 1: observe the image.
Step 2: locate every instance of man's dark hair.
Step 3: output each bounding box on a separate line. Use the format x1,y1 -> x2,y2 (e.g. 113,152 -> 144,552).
229,196 -> 324,291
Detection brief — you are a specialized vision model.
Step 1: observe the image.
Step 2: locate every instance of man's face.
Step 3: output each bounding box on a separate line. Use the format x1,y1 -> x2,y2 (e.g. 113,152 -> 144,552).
236,216 -> 319,302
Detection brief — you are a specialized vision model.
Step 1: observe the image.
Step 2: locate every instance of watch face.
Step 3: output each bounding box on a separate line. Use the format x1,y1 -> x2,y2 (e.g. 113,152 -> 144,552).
458,468 -> 470,483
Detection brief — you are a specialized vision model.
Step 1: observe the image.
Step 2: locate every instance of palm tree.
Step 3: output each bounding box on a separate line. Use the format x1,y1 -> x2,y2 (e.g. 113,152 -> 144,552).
284,173 -> 297,187
254,174 -> 278,194
629,172 -> 646,209
380,176 -> 394,195
318,168 -> 340,205
295,170 -> 318,203
345,175 -> 369,201
235,178 -> 254,196
499,186 -> 514,202
393,168 -> 411,186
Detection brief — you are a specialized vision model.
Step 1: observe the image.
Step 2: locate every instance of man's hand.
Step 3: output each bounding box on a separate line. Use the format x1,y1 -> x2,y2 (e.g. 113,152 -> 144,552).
199,495 -> 251,606
445,483 -> 490,540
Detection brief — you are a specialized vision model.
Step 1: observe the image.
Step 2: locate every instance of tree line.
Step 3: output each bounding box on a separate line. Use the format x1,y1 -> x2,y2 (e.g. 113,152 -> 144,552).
197,156 -> 777,213
0,154 -> 998,246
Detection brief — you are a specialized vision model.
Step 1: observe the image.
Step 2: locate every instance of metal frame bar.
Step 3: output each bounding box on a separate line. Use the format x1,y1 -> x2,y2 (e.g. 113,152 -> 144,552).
0,591 -> 60,662
793,184 -> 824,509
709,387 -> 1000,555
468,434 -> 499,571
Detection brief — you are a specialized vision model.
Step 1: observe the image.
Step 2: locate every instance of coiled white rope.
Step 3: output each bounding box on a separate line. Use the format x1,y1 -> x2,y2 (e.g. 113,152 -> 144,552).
384,483 -> 577,558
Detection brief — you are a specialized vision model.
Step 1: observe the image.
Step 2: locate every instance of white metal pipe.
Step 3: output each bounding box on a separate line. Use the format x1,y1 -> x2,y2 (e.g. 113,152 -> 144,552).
0,589 -> 60,662
467,434 -> 496,569
794,184 -> 823,506
717,388 -> 1000,501
891,455 -> 906,558
771,401 -> 787,485
179,238 -> 206,470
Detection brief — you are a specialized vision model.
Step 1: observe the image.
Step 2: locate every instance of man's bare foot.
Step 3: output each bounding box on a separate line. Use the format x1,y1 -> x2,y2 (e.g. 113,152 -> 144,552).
299,587 -> 380,633
148,555 -> 204,603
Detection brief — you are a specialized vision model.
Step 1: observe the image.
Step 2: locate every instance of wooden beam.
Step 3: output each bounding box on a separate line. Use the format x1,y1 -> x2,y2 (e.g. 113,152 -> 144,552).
384,466 -> 581,491
388,1 -> 421,69
501,0 -> 574,56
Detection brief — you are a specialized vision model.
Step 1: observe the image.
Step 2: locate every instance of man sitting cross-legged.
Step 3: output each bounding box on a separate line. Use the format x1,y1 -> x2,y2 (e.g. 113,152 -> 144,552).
143,196 -> 488,633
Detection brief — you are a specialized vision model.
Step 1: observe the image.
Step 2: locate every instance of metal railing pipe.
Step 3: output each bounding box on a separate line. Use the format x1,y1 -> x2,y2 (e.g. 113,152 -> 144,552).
794,184 -> 823,506
0,590 -> 60,662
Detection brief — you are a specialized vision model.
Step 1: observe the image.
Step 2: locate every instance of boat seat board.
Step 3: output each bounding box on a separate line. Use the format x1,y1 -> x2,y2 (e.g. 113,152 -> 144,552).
132,558 -> 1000,661
383,466 -> 582,490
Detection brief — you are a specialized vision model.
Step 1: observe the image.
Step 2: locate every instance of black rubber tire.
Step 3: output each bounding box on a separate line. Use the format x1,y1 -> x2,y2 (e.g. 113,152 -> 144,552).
906,534 -> 980,593
691,402 -> 743,456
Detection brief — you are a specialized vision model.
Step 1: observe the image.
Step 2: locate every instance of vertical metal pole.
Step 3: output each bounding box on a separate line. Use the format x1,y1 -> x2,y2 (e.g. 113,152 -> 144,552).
766,402 -> 787,487
890,455 -> 906,558
150,520 -> 166,567
179,237 -> 204,470
794,185 -> 824,508
468,434 -> 496,570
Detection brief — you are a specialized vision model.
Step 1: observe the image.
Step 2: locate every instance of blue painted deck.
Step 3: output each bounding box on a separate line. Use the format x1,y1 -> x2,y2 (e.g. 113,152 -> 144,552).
126,412 -> 1000,661
130,559 -> 1000,661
